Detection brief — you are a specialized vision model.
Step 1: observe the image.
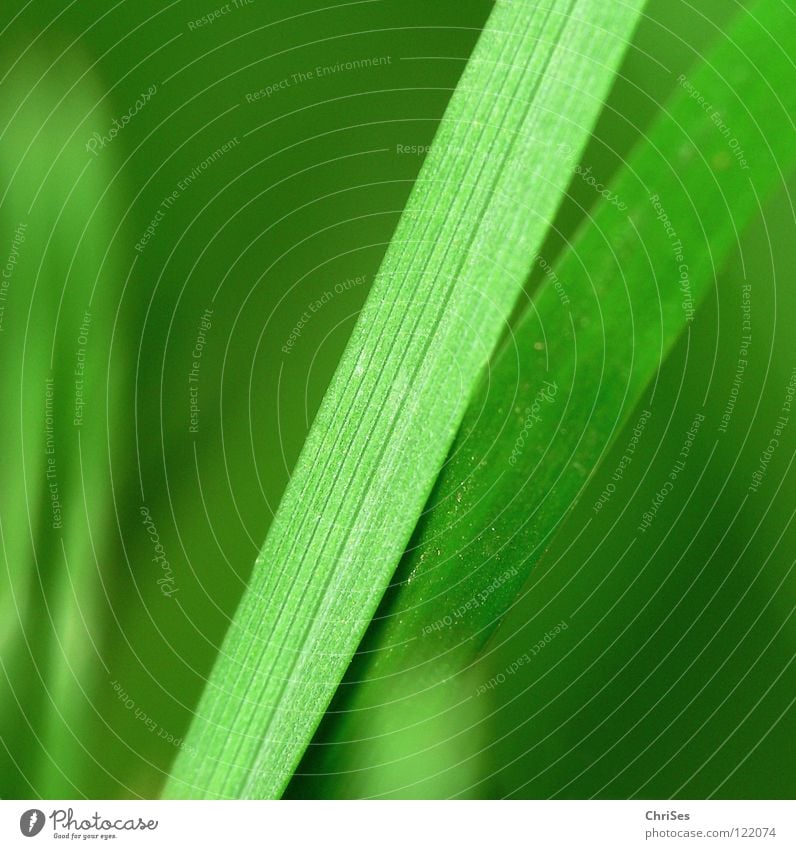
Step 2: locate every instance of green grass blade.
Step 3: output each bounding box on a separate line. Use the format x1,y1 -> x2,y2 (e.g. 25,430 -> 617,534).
289,0 -> 796,797
166,0 -> 647,799
0,48 -> 129,795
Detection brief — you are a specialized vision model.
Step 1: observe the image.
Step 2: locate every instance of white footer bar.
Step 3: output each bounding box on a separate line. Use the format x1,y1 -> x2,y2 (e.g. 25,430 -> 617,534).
2,800 -> 793,847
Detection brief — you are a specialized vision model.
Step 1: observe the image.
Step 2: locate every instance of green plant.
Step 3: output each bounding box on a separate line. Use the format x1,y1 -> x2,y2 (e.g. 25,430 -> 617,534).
166,0 -> 649,799
289,0 -> 796,797
1,0 -> 793,802
0,47 -> 129,797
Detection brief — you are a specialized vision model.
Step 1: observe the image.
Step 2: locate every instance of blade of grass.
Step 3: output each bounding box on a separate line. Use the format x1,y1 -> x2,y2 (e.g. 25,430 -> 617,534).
0,47 -> 129,796
289,0 -> 796,797
166,0 -> 647,799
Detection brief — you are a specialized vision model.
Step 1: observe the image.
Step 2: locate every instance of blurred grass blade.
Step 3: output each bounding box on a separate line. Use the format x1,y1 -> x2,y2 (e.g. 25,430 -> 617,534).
0,48 -> 129,796
167,0 -> 646,799
289,0 -> 796,797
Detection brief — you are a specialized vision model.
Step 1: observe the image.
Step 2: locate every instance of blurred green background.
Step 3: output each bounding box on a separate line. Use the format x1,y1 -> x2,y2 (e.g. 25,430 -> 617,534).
0,0 -> 793,799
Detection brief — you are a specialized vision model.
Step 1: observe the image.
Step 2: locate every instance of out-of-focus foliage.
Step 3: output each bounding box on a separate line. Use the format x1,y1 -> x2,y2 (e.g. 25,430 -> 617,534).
0,0 -> 793,801
166,0 -> 648,800
290,0 -> 796,799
